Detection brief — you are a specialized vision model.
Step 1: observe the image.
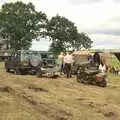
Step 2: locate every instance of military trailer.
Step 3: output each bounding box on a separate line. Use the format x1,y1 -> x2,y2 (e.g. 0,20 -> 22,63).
4,50 -> 59,77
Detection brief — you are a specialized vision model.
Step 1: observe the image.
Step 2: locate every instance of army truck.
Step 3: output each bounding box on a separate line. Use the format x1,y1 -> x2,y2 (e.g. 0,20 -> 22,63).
4,50 -> 59,77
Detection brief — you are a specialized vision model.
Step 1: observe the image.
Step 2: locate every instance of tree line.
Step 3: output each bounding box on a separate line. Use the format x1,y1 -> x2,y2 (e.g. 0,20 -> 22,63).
0,1 -> 93,54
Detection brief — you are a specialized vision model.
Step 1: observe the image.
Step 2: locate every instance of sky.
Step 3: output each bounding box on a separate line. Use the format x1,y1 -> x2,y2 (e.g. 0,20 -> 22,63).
0,0 -> 120,50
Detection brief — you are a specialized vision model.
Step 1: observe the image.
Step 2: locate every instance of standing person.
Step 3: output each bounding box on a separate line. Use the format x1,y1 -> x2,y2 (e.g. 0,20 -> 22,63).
64,52 -> 74,78
57,52 -> 64,75
88,54 -> 94,63
99,61 -> 106,73
93,52 -> 101,67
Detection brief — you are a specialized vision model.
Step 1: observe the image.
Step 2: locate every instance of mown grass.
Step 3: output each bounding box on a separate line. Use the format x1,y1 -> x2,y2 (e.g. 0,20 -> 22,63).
0,62 -> 120,120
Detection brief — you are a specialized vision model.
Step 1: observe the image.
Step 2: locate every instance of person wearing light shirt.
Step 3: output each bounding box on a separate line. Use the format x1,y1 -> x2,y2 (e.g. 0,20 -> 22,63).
99,62 -> 106,73
57,52 -> 64,74
64,52 -> 74,78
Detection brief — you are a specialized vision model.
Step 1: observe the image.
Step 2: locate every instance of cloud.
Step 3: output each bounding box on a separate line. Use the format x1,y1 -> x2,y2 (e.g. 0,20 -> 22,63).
0,0 -> 7,6
114,0 -> 120,2
69,0 -> 102,5
30,38 -> 52,51
80,16 -> 120,36
111,16 -> 120,22
92,44 -> 120,49
90,34 -> 120,49
87,28 -> 120,36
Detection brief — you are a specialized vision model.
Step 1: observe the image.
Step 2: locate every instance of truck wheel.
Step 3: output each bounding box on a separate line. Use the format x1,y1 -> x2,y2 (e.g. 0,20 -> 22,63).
36,69 -> 42,77
98,80 -> 107,87
21,70 -> 26,75
101,80 -> 107,87
76,75 -> 79,82
5,63 -> 10,72
14,68 -> 21,75
6,68 -> 10,72
80,78 -> 84,83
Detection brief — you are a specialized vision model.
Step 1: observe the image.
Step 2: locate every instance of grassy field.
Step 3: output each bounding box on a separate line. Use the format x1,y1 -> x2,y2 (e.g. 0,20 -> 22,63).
0,62 -> 120,120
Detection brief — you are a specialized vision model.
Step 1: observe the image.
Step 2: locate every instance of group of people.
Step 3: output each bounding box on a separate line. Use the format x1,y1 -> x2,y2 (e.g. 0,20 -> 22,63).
57,51 -> 108,78
57,52 -> 74,78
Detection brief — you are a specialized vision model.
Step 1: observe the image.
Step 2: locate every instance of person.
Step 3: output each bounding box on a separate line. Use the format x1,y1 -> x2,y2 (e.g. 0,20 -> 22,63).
93,52 -> 101,67
99,62 -> 106,73
88,54 -> 94,63
64,52 -> 74,78
57,52 -> 64,74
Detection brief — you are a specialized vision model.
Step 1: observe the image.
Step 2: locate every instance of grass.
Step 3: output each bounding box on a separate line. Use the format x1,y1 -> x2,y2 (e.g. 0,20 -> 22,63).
0,62 -> 120,120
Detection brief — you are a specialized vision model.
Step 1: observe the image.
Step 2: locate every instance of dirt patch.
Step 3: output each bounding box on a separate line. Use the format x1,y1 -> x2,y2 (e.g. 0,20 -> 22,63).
104,111 -> 115,117
20,93 -> 73,120
28,84 -> 49,92
0,85 -> 14,93
76,97 -> 89,101
0,84 -> 72,120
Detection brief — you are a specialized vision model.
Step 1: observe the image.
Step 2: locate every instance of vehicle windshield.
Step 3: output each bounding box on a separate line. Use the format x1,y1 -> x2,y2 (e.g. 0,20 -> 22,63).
40,53 -> 54,59
21,51 -> 41,61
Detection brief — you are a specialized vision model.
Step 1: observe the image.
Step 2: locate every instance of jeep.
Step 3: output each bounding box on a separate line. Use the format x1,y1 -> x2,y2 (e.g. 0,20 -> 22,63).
4,50 -> 57,76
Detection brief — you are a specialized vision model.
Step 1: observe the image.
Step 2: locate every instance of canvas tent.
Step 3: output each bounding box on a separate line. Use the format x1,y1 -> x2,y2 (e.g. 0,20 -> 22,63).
72,50 -> 90,64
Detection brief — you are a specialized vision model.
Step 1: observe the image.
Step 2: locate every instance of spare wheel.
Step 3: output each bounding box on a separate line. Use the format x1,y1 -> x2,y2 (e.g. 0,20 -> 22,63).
30,57 -> 40,67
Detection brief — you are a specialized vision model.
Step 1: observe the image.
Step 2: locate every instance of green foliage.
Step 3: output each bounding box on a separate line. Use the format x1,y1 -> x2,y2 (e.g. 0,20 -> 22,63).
47,15 -> 77,54
111,54 -> 120,68
0,2 -> 92,53
47,15 -> 92,55
72,33 -> 93,50
0,1 -> 47,50
49,42 -> 66,55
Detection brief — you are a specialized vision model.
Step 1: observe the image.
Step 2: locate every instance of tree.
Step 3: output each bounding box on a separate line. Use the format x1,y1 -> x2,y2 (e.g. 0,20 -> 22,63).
49,41 -> 65,55
72,33 -> 93,50
47,15 -> 92,55
0,1 -> 47,50
47,15 -> 78,54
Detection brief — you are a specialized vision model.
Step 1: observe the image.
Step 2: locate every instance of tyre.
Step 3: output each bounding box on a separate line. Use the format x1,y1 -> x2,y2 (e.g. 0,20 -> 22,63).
20,69 -> 26,75
80,78 -> 85,83
36,68 -> 42,77
76,74 -> 80,81
91,80 -> 96,85
102,80 -> 107,87
5,62 -> 10,72
14,68 -> 21,75
98,79 -> 107,87
6,68 -> 10,72
29,57 -> 40,67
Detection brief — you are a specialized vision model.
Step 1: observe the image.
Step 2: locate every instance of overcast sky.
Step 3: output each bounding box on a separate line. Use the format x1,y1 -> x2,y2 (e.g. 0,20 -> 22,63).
0,0 -> 120,50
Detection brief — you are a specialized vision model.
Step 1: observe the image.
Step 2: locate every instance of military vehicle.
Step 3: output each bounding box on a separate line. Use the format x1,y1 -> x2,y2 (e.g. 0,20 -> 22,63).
4,50 -> 59,77
76,62 -> 107,87
71,50 -> 107,87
